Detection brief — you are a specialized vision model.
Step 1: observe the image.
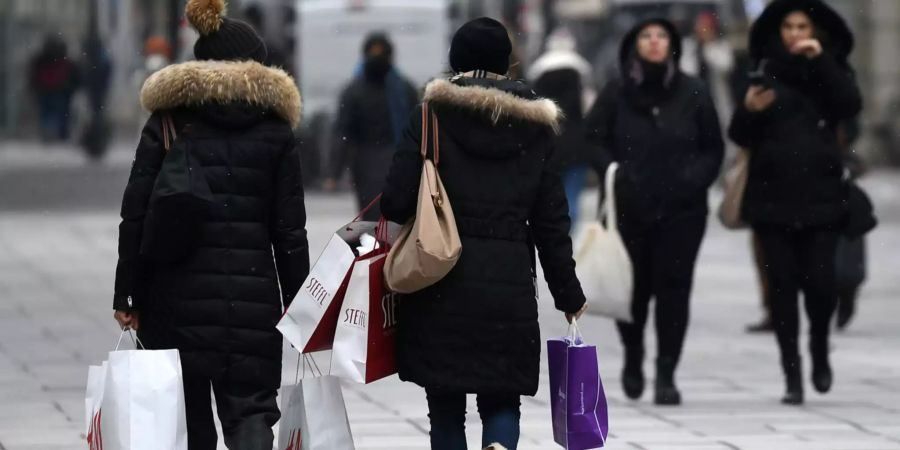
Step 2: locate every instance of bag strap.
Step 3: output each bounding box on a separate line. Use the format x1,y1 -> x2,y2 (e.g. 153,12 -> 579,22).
420,103 -> 440,166
161,114 -> 178,152
600,163 -> 619,233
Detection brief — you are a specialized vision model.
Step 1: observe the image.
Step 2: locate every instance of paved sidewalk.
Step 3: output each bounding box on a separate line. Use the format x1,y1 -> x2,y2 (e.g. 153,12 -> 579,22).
1,184 -> 900,449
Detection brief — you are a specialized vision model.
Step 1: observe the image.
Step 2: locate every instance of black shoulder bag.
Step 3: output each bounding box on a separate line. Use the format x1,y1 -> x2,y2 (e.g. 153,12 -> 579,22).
140,114 -> 216,262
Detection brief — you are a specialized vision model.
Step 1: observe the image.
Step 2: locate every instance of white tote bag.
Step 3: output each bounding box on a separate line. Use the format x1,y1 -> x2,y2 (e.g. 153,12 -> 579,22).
278,355 -> 356,450
97,330 -> 188,450
574,163 -> 634,322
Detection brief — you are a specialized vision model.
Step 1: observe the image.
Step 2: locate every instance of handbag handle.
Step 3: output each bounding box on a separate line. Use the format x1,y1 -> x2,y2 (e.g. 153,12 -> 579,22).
599,163 -> 619,233
161,114 -> 178,153
420,103 -> 440,165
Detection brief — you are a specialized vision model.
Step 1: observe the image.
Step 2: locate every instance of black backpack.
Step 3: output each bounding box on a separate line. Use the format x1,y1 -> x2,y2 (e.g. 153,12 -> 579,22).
140,114 -> 216,262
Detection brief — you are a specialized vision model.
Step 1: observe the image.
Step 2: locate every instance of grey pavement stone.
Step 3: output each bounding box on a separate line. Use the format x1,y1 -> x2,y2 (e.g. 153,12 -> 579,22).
0,174 -> 899,449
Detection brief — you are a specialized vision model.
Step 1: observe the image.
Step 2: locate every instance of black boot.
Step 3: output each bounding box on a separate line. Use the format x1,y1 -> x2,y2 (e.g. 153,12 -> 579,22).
654,357 -> 681,406
810,338 -> 833,394
781,358 -> 804,405
622,346 -> 645,400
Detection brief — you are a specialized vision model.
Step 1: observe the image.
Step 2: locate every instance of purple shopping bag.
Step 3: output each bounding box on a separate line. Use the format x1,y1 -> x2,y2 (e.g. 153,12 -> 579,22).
547,320 -> 608,449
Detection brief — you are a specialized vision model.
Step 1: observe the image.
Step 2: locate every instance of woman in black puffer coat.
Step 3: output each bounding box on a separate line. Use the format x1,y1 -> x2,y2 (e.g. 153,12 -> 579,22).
728,0 -> 862,405
381,18 -> 586,450
584,18 -> 724,406
112,1 -> 308,448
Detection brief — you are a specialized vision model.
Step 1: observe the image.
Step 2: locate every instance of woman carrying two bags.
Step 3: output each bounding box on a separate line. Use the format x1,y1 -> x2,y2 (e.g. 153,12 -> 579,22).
584,18 -> 724,405
113,1 -> 309,448
381,18 -> 587,450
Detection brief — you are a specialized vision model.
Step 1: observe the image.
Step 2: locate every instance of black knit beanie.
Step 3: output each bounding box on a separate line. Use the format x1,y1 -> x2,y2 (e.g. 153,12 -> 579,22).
449,18 -> 512,75
186,0 -> 268,63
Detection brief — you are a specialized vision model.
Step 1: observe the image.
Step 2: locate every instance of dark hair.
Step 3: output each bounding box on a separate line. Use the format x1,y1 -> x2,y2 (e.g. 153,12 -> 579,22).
363,33 -> 393,57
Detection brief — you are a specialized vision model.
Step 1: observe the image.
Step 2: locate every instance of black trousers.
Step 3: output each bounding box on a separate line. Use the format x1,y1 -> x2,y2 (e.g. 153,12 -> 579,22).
616,213 -> 707,369
755,226 -> 839,371
183,375 -> 280,450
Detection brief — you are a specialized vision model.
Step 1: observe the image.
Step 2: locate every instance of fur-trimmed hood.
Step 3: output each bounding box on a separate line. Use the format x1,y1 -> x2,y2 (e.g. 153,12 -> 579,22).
423,78 -> 561,132
141,60 -> 301,128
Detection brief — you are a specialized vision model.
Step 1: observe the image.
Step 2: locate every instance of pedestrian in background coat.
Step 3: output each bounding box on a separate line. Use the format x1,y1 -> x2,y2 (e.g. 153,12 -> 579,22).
113,0 -> 308,447
327,33 -> 419,220
381,18 -> 587,450
585,18 -> 724,406
528,28 -> 595,231
728,0 -> 862,405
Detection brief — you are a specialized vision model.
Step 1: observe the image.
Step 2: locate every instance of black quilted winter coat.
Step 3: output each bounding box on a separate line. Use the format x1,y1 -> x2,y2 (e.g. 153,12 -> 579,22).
381,77 -> 586,395
113,60 -> 309,389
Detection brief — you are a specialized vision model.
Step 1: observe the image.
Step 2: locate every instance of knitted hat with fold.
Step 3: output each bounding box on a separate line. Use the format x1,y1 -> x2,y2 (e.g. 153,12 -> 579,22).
186,0 -> 267,63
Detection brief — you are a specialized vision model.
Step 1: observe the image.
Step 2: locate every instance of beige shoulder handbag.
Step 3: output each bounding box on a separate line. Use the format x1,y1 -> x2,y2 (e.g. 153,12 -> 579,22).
384,103 -> 462,293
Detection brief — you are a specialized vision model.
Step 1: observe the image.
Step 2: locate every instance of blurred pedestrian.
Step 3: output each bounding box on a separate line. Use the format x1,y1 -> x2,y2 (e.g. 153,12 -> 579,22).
132,37 -> 173,136
381,18 -> 587,450
243,3 -> 292,72
79,35 -> 113,160
28,35 -> 79,141
728,0 -> 862,405
585,18 -> 724,405
327,33 -> 418,221
113,0 -> 308,447
528,28 -> 595,231
681,11 -> 735,135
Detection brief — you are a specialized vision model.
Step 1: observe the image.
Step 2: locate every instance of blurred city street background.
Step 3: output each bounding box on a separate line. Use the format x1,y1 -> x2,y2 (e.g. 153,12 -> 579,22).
1,0 -> 900,449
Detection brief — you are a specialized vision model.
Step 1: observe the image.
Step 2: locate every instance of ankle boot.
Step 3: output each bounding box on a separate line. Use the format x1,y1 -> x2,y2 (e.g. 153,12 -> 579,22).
810,337 -> 833,393
654,357 -> 681,406
781,358 -> 804,405
621,346 -> 645,400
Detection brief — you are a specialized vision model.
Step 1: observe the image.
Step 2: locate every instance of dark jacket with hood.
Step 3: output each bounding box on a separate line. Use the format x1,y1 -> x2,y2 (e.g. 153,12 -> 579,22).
728,0 -> 862,228
114,60 -> 309,389
585,19 -> 724,231
380,77 -> 586,395
332,66 -> 418,215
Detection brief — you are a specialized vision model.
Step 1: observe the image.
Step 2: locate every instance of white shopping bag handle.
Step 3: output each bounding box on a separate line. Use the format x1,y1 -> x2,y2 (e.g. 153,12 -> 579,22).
115,328 -> 146,351
599,163 -> 620,233
567,319 -> 584,346
293,353 -> 326,384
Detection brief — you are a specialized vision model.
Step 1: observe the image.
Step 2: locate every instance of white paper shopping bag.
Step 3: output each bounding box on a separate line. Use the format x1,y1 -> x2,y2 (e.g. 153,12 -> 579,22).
278,220 -> 399,354
85,362 -> 107,450
277,355 -> 355,450
95,330 -> 188,450
331,251 -> 398,384
574,163 -> 633,322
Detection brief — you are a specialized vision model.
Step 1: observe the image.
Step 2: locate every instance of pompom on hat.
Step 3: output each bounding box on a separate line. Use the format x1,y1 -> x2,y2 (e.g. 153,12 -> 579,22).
185,0 -> 268,63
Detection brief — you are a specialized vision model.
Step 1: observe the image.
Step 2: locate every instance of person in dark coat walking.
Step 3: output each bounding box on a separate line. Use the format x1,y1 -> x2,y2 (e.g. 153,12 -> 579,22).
112,0 -> 309,447
381,18 -> 587,450
29,35 -> 79,141
584,18 -> 724,406
327,33 -> 419,220
728,0 -> 862,405
528,28 -> 595,230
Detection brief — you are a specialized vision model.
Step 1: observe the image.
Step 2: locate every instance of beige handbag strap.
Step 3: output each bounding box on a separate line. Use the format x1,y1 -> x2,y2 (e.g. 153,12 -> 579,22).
420,103 -> 439,165
161,114 -> 178,152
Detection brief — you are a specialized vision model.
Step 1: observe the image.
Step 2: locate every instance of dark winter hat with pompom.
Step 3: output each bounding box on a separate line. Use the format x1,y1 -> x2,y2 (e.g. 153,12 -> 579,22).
449,17 -> 512,75
187,0 -> 267,63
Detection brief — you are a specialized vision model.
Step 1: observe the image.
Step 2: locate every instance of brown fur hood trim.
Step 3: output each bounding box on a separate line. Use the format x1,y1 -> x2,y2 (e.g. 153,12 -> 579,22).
141,60 -> 301,128
423,79 -> 561,132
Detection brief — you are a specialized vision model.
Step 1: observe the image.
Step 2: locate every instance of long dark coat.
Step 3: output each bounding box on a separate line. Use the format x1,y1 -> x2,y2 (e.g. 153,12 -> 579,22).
114,60 -> 309,390
380,77 -> 586,396
585,19 -> 725,231
728,0 -> 862,228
